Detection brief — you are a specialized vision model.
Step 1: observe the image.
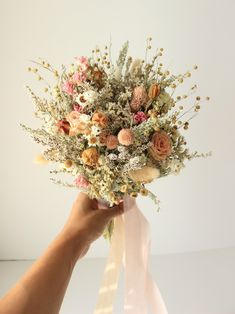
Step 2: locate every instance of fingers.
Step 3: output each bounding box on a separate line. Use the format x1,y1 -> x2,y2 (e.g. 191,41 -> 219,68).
75,192 -> 124,217
105,201 -> 124,218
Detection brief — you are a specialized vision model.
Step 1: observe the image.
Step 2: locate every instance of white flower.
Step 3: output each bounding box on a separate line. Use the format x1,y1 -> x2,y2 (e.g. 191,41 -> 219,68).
117,145 -> 127,153
91,125 -> 100,136
79,114 -> 90,123
76,90 -> 97,107
124,155 -> 146,171
108,153 -> 118,161
169,160 -> 184,175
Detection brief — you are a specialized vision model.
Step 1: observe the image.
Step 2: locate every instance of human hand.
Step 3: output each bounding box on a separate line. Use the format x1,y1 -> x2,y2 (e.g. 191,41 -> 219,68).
62,192 -> 124,257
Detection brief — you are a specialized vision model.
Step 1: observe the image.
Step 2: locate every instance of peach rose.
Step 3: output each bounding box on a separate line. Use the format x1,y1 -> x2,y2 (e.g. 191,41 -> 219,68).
118,128 -> 134,146
106,135 -> 118,149
149,131 -> 172,161
81,147 -> 99,166
69,121 -> 91,136
130,86 -> 148,112
66,111 -> 80,127
92,112 -> 109,128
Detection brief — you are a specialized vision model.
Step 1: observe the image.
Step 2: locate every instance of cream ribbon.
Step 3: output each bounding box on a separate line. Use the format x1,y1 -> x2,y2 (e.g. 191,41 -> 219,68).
94,196 -> 168,314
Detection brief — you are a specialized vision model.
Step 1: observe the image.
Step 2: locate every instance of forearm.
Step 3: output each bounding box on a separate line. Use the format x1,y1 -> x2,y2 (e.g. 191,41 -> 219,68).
0,228 -> 88,314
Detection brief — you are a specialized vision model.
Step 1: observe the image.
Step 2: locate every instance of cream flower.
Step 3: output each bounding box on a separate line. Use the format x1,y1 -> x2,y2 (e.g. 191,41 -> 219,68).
129,166 -> 160,183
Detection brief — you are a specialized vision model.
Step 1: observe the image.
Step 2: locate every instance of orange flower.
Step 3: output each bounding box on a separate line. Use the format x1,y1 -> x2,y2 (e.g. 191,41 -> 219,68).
88,136 -> 98,145
92,112 -> 109,128
99,130 -> 109,145
118,128 -> 134,146
148,84 -> 161,100
81,147 -> 99,166
106,135 -> 118,149
149,131 -> 172,160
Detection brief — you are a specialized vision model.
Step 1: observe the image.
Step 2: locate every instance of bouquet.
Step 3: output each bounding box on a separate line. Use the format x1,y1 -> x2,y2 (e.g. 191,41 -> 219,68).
22,38 -> 210,222
21,39 -> 210,313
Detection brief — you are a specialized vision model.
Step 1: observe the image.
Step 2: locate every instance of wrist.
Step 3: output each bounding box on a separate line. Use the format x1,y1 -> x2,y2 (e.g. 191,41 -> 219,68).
58,226 -> 90,262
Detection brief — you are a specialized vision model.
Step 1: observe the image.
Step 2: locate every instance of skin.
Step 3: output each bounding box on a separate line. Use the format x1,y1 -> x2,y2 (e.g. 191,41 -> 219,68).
0,192 -> 124,314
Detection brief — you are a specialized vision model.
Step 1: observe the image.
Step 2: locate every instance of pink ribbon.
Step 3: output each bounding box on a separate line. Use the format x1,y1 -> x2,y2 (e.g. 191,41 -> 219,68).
94,195 -> 168,314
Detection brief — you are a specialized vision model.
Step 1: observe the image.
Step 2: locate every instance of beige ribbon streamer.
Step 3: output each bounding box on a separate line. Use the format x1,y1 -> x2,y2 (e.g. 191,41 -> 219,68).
94,196 -> 168,314
94,215 -> 124,314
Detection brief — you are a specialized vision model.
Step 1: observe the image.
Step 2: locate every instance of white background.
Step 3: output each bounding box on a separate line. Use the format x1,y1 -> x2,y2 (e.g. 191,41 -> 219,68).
0,0 -> 235,312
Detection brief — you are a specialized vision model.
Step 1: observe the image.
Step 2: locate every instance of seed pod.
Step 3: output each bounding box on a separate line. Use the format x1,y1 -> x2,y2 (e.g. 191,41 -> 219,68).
64,159 -> 73,168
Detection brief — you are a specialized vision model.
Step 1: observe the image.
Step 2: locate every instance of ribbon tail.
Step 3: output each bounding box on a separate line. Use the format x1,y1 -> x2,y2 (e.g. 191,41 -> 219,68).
147,271 -> 168,314
94,196 -> 168,314
93,215 -> 124,314
123,195 -> 168,314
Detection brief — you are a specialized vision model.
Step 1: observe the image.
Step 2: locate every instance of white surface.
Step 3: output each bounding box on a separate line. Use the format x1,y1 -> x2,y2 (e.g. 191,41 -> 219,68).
0,0 -> 235,260
1,248 -> 235,314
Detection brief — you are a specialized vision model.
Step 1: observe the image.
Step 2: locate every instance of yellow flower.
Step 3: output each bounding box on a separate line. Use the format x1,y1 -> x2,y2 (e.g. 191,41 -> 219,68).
82,147 -> 99,166
140,188 -> 149,196
64,159 -> 73,168
120,185 -> 128,193
130,192 -> 138,198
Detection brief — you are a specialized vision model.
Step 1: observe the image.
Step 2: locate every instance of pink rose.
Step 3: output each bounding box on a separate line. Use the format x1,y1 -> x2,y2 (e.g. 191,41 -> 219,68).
56,120 -> 70,135
73,103 -> 83,112
73,71 -> 86,84
149,131 -> 172,161
134,111 -> 148,124
130,86 -> 148,112
106,135 -> 118,149
62,81 -> 74,95
118,128 -> 134,146
75,56 -> 89,71
74,175 -> 90,188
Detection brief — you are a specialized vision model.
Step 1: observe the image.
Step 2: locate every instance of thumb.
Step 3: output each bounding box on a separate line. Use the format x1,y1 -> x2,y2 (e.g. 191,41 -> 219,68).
106,201 -> 124,218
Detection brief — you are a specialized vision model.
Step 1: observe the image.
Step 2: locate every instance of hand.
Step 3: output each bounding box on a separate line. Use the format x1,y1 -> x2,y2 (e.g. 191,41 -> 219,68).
62,192 -> 124,257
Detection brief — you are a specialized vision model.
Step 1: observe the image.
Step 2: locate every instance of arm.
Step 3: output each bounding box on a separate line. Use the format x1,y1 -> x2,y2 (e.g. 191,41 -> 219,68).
0,192 -> 123,314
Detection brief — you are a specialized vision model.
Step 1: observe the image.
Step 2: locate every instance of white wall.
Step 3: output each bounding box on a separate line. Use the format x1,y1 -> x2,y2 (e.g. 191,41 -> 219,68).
1,248 -> 235,314
0,0 -> 235,259
1,1 -> 235,312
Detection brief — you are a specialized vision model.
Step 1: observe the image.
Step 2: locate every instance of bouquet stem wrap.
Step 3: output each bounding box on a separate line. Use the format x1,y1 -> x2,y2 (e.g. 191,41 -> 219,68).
94,196 -> 168,314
